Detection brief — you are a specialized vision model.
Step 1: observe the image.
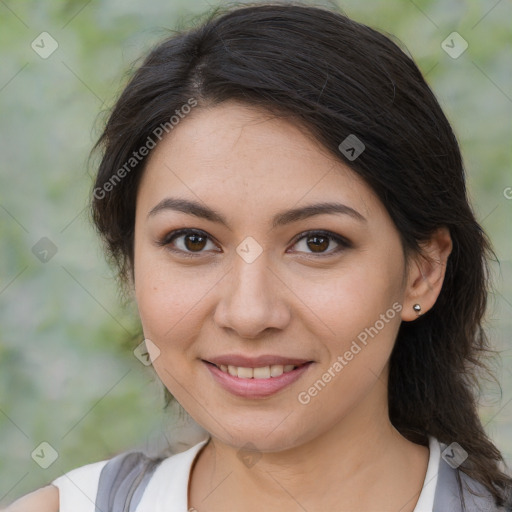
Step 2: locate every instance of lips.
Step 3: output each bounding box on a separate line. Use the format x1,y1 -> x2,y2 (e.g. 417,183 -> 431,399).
202,356 -> 314,399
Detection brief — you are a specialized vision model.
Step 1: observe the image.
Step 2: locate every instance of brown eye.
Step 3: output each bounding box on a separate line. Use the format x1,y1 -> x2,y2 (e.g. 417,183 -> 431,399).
291,230 -> 350,256
159,229 -> 218,257
183,232 -> 207,252
159,229 -> 350,259
306,234 -> 330,253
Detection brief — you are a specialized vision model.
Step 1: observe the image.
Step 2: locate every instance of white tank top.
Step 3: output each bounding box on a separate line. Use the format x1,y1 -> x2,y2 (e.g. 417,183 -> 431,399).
51,436 -> 440,511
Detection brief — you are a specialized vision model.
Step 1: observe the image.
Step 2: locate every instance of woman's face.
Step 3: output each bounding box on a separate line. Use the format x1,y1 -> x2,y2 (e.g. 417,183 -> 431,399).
133,101 -> 412,452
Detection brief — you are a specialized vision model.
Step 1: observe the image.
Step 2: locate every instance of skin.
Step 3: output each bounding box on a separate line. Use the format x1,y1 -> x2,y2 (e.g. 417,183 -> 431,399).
131,100 -> 453,512
4,485 -> 59,511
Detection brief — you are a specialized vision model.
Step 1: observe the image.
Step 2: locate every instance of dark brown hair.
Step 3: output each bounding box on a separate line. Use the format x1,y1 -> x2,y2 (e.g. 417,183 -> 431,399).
90,1 -> 512,507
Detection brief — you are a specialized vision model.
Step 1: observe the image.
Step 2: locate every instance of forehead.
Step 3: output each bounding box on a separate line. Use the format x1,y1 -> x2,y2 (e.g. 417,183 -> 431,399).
137,101 -> 379,221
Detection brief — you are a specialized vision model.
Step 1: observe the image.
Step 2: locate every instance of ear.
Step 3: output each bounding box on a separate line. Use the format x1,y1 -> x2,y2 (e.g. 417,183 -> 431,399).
401,226 -> 453,321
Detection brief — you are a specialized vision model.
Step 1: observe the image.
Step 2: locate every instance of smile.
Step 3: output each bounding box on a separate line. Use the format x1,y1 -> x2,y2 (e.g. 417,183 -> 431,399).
203,360 -> 313,398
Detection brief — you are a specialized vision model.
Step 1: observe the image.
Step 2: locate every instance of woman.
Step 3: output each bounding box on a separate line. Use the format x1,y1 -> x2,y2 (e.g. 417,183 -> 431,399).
7,2 -> 512,511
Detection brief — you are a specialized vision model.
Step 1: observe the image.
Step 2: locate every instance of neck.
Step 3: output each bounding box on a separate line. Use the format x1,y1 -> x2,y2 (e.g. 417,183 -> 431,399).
188,387 -> 429,512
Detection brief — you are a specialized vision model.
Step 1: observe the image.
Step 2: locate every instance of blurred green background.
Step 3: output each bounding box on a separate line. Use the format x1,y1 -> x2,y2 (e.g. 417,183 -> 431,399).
1,0 -> 511,506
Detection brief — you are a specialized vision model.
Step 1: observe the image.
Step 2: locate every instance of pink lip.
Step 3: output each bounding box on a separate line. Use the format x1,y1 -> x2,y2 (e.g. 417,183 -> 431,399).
204,360 -> 314,399
205,354 -> 312,367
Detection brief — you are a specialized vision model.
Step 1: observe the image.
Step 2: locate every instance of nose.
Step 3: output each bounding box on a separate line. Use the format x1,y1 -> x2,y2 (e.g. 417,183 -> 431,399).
213,252 -> 291,339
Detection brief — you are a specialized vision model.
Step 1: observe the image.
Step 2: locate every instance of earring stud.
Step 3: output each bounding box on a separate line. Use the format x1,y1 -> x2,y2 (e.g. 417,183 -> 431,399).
413,304 -> 422,315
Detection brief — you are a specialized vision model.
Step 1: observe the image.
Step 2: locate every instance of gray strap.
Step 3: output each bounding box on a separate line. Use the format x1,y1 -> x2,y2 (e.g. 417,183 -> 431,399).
94,451 -> 164,512
433,455 -> 503,511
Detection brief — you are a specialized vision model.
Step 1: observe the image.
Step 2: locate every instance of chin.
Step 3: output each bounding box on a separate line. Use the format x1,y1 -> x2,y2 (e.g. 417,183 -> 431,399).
199,413 -> 314,453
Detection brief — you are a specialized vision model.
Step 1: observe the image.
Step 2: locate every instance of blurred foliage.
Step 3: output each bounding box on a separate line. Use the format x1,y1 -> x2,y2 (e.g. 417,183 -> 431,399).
0,0 -> 511,505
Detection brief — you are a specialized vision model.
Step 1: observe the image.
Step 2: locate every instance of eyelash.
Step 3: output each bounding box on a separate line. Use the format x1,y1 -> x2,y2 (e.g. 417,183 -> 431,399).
157,228 -> 351,259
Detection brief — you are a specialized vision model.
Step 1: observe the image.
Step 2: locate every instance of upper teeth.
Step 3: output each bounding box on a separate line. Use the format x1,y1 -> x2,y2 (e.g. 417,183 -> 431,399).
218,364 -> 297,379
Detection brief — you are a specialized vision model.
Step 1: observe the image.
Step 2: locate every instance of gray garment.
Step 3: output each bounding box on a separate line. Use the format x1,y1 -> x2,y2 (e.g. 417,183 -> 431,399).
94,451 -> 164,512
94,447 -> 510,512
432,455 -> 510,511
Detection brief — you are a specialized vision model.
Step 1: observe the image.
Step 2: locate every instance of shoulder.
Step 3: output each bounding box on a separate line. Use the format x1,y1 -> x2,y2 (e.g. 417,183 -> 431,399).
3,484 -> 59,512
4,448 -> 178,512
50,457 -> 109,512
3,457 -> 110,512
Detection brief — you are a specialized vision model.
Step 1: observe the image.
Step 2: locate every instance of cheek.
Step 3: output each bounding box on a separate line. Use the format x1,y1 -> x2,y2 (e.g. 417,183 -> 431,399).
288,261 -> 404,405
289,256 -> 403,341
136,273 -> 198,344
134,269 -> 205,396
133,248 -> 221,358
292,268 -> 402,426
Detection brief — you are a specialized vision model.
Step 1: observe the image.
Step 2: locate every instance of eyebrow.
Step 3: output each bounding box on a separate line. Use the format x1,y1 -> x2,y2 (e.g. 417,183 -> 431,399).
147,197 -> 367,229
